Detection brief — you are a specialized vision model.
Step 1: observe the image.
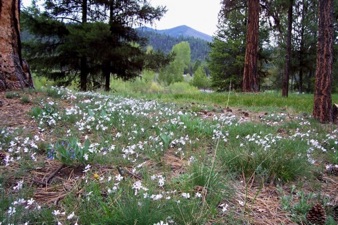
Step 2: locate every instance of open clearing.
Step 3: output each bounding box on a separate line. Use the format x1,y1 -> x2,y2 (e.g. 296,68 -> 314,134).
0,88 -> 337,225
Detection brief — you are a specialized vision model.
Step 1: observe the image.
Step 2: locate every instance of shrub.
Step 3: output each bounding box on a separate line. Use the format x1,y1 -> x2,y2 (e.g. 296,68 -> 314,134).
167,82 -> 200,95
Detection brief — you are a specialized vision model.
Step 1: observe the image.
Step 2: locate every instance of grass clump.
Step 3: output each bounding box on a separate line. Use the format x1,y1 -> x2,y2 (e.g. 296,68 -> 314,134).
219,124 -> 313,183
20,96 -> 31,104
5,91 -> 20,99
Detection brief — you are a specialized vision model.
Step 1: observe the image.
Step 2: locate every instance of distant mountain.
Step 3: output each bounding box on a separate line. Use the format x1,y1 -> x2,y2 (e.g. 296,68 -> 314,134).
137,25 -> 211,62
138,25 -> 212,42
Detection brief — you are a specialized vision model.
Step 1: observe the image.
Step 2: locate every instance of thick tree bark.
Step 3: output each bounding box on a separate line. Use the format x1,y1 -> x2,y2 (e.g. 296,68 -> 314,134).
282,0 -> 293,97
0,0 -> 33,91
242,0 -> 259,92
313,0 -> 334,123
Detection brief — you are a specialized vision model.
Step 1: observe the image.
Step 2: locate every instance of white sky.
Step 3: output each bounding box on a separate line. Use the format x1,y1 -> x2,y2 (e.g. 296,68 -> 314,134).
22,0 -> 221,36
148,0 -> 221,36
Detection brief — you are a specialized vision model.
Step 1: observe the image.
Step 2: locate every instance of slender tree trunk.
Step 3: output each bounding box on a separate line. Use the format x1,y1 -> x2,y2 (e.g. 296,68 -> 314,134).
103,61 -> 110,92
298,0 -> 305,94
313,0 -> 334,123
282,0 -> 293,97
0,0 -> 33,91
80,0 -> 88,91
242,0 -> 259,92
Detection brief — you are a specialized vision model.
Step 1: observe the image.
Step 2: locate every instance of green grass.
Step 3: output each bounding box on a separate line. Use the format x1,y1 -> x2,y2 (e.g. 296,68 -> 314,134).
1,84 -> 338,225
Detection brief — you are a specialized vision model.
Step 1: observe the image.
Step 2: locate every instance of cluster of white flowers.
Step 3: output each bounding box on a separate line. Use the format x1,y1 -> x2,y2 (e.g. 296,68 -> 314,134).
151,174 -> 166,187
132,180 -> 149,195
3,86 -> 338,224
52,209 -> 78,225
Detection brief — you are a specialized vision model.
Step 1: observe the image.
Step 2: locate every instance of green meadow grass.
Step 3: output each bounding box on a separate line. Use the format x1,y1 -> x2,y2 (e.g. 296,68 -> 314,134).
1,83 -> 338,224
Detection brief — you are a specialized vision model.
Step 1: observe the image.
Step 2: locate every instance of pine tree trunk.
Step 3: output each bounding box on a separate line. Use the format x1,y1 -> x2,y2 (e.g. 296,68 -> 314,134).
242,0 -> 259,92
313,0 -> 334,123
103,61 -> 110,92
80,0 -> 88,91
0,0 -> 33,91
282,0 -> 293,97
298,0 -> 306,94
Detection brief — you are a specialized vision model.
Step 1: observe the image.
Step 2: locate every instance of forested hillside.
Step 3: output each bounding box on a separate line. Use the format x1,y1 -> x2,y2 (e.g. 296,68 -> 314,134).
137,28 -> 211,62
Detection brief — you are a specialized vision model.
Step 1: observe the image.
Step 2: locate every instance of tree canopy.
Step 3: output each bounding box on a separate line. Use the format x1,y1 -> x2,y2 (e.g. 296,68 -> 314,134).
21,0 -> 170,91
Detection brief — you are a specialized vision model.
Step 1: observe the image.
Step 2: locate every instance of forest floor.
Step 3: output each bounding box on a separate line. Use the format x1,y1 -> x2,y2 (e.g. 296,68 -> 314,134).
1,89 -> 338,225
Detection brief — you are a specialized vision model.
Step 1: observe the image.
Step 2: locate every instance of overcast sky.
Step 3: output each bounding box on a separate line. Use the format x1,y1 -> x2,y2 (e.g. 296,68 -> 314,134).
22,0 -> 221,36
148,0 -> 221,36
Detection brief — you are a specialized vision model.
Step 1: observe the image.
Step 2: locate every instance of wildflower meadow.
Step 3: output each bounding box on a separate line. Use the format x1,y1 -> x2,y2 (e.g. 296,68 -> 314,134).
0,86 -> 337,224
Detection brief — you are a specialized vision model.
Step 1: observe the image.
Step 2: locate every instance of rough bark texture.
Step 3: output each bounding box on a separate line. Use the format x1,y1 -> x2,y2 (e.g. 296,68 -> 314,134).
242,0 -> 259,92
313,0 -> 334,123
0,0 -> 33,91
282,0 -> 293,97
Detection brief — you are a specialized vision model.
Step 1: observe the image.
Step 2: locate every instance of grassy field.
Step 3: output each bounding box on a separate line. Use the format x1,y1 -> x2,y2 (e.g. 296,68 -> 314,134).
0,86 -> 338,225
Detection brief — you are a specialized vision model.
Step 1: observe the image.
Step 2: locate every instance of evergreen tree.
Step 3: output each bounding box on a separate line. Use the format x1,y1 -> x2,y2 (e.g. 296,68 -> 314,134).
265,0 -> 318,93
208,1 -> 247,91
190,65 -> 210,90
21,0 -> 167,91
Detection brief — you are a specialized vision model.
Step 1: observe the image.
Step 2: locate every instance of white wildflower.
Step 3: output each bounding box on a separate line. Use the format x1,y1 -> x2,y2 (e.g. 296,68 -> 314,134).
181,193 -> 190,199
83,164 -> 91,173
7,206 -> 16,216
13,180 -> 24,191
153,221 -> 168,225
67,212 -> 75,220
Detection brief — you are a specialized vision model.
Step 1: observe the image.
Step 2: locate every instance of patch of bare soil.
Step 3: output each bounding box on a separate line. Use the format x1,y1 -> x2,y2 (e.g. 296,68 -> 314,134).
0,91 -> 39,133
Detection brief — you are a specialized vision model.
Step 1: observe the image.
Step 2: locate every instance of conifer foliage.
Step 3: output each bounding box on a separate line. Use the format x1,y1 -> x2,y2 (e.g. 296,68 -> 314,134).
21,0 -> 168,91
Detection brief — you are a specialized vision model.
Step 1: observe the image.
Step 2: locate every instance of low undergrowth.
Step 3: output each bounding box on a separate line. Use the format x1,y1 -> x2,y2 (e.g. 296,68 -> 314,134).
0,86 -> 337,225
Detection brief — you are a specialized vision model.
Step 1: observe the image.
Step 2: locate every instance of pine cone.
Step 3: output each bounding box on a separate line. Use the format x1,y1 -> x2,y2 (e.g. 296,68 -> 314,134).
306,203 -> 326,225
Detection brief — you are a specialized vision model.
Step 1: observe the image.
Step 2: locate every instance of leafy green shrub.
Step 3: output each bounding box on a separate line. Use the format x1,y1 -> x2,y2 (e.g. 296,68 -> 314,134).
190,66 -> 211,90
32,76 -> 55,89
48,137 -> 93,165
148,81 -> 164,93
167,82 -> 200,95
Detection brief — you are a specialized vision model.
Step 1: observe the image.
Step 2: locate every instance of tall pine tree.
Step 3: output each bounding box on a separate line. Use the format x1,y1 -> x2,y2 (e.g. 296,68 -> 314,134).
21,0 -> 167,91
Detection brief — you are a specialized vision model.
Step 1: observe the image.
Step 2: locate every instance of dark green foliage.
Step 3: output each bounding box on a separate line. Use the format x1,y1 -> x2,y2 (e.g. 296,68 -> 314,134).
21,0 -> 168,91
208,5 -> 247,91
190,65 -> 211,90
209,38 -> 245,91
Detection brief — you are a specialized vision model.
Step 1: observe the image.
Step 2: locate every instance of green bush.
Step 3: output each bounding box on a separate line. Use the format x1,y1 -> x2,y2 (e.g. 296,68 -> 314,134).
167,82 -> 200,95
49,137 -> 93,165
